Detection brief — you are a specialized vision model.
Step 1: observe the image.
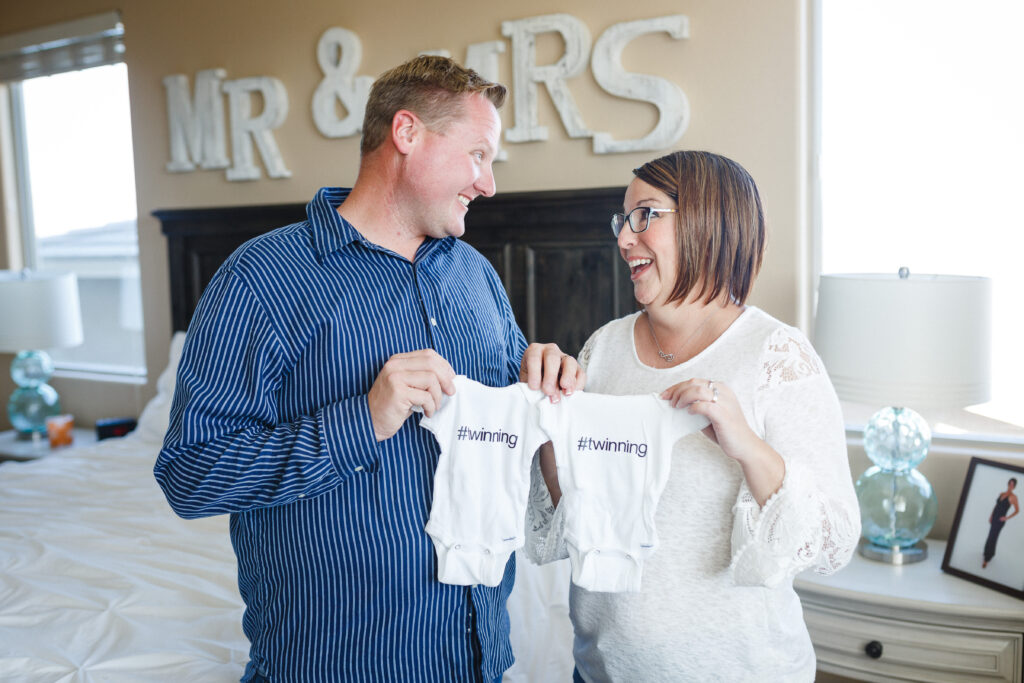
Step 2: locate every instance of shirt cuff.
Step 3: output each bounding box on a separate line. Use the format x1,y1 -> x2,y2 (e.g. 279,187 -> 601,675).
319,394 -> 380,476
729,463 -> 821,587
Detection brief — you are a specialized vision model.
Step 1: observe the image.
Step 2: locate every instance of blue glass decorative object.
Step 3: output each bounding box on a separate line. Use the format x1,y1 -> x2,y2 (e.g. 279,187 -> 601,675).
856,406 -> 937,563
863,406 -> 930,470
7,350 -> 61,436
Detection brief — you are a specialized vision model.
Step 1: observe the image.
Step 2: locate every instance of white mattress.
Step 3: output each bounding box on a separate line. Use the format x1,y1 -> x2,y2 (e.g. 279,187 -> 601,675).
0,430 -> 573,682
0,434 -> 248,682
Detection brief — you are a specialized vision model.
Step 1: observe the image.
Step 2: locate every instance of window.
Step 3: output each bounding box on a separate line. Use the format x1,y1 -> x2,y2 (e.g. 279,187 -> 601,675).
1,13 -> 144,378
819,1 -> 1023,441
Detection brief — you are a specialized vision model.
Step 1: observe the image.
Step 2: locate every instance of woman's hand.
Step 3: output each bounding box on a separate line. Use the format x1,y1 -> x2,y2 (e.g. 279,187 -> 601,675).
661,377 -> 786,506
519,343 -> 586,402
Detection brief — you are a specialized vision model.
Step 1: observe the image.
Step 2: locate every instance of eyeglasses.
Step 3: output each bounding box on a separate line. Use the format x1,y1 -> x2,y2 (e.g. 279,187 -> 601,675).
610,207 -> 678,237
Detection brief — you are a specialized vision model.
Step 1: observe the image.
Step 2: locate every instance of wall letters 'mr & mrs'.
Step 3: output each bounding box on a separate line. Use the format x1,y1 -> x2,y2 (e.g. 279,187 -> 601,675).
164,13 -> 690,181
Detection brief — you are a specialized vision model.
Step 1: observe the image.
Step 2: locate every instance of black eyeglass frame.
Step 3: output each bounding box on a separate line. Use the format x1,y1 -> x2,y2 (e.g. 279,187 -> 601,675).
610,206 -> 679,237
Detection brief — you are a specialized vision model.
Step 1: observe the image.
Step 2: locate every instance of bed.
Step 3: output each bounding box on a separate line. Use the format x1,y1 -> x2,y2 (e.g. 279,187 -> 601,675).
0,334 -> 249,681
0,187 -> 629,681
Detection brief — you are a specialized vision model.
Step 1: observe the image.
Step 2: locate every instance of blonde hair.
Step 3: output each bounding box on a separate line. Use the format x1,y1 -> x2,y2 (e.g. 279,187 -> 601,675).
361,55 -> 506,156
632,151 -> 766,305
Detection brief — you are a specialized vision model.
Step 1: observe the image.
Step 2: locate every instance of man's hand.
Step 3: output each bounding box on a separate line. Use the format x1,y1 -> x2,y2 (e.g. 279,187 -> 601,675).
368,349 -> 456,441
519,342 -> 585,402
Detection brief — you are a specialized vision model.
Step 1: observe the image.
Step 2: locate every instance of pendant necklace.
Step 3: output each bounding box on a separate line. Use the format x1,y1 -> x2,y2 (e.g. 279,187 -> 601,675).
644,309 -> 716,363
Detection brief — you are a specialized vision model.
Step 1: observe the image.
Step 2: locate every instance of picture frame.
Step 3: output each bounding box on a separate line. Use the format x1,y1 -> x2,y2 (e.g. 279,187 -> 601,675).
941,457 -> 1024,600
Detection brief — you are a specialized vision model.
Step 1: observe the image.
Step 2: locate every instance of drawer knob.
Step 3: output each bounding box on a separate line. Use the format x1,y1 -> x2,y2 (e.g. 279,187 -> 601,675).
864,640 -> 883,659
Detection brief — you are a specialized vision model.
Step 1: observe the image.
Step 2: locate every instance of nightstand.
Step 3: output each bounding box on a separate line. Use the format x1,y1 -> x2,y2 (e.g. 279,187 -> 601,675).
795,539 -> 1024,682
0,428 -> 97,463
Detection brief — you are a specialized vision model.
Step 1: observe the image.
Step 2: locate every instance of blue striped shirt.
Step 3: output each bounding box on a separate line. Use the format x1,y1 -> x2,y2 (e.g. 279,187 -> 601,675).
154,187 -> 528,682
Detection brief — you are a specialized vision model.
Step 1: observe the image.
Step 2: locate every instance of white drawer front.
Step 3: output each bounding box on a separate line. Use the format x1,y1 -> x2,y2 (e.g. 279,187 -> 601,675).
803,602 -> 1022,683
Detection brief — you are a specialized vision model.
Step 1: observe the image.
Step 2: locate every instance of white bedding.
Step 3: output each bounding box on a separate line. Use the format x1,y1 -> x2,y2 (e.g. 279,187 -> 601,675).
0,333 -> 573,681
0,433 -> 249,682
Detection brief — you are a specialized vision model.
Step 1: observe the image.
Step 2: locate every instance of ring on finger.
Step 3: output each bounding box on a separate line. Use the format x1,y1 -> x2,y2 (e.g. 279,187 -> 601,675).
707,379 -> 715,390
711,387 -> 719,403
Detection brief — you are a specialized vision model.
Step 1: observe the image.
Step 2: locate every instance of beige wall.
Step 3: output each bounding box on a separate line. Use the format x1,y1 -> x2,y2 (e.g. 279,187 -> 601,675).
0,1 -> 808,428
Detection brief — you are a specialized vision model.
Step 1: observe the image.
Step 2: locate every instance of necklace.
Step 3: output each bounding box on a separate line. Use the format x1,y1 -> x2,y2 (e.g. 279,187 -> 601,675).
644,309 -> 716,363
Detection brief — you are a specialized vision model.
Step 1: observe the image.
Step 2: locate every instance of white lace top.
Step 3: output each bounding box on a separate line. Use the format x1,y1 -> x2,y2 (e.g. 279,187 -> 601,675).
525,307 -> 860,682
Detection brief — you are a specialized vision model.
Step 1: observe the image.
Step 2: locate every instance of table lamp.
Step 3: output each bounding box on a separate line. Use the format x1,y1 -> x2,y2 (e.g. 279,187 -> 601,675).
813,269 -> 991,564
0,270 -> 83,438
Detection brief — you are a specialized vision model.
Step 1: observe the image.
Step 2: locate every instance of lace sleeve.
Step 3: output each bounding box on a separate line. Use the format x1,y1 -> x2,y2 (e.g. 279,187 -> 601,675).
523,325 -> 605,565
577,326 -> 603,372
524,450 -> 569,565
729,329 -> 861,587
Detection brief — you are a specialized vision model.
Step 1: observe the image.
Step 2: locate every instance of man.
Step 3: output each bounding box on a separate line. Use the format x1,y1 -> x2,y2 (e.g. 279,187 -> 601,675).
154,56 -> 581,682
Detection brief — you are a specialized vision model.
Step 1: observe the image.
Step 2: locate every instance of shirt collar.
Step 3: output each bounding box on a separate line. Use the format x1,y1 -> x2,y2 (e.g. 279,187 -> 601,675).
308,186 -> 457,261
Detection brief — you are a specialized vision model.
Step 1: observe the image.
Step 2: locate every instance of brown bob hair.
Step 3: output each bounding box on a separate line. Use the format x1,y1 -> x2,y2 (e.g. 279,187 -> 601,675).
632,150 -> 766,306
360,55 -> 507,156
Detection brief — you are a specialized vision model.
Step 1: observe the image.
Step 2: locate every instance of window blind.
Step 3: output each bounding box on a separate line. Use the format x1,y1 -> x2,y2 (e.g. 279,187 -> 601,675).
0,12 -> 123,82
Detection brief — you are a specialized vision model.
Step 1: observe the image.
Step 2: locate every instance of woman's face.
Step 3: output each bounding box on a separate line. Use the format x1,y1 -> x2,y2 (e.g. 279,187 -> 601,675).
617,178 -> 680,308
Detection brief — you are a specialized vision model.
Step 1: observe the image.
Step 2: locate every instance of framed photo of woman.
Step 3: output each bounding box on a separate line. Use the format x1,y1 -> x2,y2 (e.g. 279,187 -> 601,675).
942,457 -> 1024,600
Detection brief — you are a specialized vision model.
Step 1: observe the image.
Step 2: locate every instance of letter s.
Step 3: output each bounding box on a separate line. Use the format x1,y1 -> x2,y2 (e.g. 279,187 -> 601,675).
590,15 -> 690,154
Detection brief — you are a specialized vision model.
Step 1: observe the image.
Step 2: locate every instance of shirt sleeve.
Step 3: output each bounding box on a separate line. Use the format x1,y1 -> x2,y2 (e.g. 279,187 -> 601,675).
517,382 -> 552,455
729,329 -> 861,587
525,455 -> 570,565
524,399 -> 571,565
657,395 -> 710,442
577,326 -> 601,371
523,325 -> 609,566
482,263 -> 528,386
153,267 -> 379,519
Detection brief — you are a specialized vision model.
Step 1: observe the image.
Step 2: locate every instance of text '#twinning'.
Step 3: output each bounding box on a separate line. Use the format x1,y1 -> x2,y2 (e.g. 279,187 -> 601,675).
454,425 -> 650,458
576,436 -> 648,458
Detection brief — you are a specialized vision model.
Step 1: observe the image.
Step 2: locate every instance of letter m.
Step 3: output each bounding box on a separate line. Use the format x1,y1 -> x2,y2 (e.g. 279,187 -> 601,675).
163,69 -> 230,172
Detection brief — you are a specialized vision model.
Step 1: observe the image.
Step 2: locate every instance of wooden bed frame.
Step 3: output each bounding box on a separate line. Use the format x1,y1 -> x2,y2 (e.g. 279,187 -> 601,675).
155,187 -> 636,355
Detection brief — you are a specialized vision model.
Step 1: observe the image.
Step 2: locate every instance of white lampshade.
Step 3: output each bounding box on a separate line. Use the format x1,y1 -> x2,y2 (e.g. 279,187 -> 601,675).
0,270 -> 84,352
813,272 -> 991,410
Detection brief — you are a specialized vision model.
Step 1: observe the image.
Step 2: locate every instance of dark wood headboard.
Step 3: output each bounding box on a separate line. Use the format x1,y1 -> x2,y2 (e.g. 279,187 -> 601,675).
155,187 -> 635,355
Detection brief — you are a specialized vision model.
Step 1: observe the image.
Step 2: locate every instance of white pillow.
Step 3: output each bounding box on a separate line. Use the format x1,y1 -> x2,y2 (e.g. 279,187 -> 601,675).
135,331 -> 187,444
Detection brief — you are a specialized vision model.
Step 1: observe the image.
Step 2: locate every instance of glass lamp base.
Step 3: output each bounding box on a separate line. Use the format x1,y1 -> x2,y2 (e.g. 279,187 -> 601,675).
8,350 -> 61,436
8,384 -> 60,436
857,538 -> 928,565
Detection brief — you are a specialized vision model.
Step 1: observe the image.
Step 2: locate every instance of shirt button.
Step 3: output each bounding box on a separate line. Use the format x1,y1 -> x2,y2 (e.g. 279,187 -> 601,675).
298,494 -> 305,498
354,466 -> 364,472
429,317 -> 437,326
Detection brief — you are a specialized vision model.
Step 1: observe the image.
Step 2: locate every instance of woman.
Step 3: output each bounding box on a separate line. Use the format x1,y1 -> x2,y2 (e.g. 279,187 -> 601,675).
982,478 -> 1019,568
527,151 -> 860,681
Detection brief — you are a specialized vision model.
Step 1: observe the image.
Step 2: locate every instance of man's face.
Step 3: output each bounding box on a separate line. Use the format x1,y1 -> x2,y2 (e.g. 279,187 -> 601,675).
404,94 -> 501,240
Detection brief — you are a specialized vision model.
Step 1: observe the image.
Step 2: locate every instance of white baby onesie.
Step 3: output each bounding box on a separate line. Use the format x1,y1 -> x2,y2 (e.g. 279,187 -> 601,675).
420,375 -> 548,587
537,392 -> 708,592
